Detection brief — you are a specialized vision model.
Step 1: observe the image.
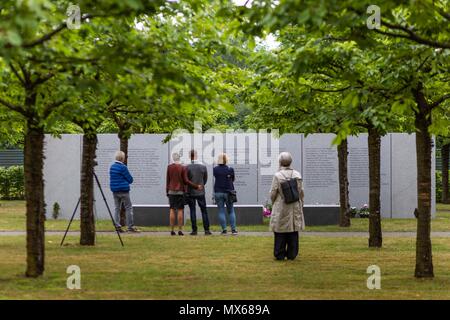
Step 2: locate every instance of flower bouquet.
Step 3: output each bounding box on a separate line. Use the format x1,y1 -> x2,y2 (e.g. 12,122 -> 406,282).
263,202 -> 272,218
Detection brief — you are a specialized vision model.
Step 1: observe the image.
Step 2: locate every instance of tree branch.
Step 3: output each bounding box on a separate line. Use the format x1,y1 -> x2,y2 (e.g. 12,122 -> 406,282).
22,13 -> 95,48
378,19 -> 450,49
43,99 -> 67,119
309,85 -> 352,93
9,63 -> 25,85
0,97 -> 26,115
430,94 -> 450,109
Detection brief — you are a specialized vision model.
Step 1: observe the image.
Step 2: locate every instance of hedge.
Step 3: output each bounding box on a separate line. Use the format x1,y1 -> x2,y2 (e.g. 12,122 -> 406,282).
0,166 -> 25,200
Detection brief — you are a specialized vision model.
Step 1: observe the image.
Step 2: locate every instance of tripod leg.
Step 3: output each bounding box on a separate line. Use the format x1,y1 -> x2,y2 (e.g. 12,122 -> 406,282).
94,172 -> 124,247
60,197 -> 81,246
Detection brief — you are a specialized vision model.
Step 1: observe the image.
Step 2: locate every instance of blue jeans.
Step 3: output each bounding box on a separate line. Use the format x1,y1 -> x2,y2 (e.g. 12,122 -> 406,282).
214,192 -> 236,231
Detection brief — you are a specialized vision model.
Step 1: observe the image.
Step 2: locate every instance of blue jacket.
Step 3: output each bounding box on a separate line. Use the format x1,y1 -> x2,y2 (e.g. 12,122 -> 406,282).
110,161 -> 133,193
213,165 -> 235,193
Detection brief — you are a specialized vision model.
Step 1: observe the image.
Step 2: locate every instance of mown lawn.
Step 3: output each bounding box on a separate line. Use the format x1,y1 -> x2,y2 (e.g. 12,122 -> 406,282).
1,201 -> 450,233
2,201 -> 450,299
1,234 -> 450,299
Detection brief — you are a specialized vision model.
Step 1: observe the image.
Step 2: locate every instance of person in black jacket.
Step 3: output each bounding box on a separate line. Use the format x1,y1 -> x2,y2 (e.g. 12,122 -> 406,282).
213,153 -> 237,235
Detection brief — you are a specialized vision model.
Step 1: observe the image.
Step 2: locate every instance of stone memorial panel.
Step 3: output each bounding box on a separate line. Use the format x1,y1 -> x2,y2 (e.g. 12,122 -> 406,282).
258,133 -> 302,205
44,134 -> 82,220
225,132 -> 258,205
347,134 -> 392,218
302,134 -> 339,205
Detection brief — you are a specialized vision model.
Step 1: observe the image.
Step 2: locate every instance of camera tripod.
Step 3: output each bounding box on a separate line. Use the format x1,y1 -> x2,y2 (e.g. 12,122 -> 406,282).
60,172 -> 124,247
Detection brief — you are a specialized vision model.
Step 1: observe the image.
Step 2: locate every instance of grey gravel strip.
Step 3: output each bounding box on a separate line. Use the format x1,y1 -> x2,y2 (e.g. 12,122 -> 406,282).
1,231 -> 450,237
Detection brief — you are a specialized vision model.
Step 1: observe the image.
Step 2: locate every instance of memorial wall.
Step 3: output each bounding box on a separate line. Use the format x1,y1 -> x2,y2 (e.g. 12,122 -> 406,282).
43,133 -> 435,221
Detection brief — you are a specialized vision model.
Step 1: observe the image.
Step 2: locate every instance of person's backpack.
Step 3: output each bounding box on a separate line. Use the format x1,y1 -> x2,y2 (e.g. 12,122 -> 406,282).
279,170 -> 299,204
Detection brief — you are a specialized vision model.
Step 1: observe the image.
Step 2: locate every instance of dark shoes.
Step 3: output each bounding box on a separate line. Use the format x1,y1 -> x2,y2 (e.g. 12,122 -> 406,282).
190,231 -> 198,236
178,231 -> 184,236
232,230 -> 238,236
127,227 -> 141,233
221,230 -> 227,235
115,227 -> 126,233
205,230 -> 212,236
171,231 -> 177,236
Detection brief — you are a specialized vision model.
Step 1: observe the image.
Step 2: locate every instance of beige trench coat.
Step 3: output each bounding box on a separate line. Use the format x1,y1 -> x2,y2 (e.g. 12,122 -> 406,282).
269,166 -> 305,233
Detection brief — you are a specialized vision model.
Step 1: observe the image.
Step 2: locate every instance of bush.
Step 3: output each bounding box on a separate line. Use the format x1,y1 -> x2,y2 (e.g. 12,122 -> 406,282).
0,166 -> 25,200
437,171 -> 442,202
52,202 -> 61,220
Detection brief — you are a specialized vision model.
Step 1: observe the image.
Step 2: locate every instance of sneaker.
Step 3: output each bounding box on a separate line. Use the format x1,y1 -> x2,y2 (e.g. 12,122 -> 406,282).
205,230 -> 212,236
171,231 -> 176,236
190,231 -> 198,236
127,227 -> 141,233
232,230 -> 238,236
221,230 -> 227,235
178,231 -> 184,236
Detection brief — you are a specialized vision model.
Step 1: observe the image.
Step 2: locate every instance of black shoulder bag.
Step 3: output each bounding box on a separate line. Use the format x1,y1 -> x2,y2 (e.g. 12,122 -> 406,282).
228,168 -> 237,203
279,170 -> 299,204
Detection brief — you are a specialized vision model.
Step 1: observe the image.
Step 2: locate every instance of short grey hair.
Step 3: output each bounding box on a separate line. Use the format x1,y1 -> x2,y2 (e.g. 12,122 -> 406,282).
172,152 -> 181,162
115,151 -> 126,162
279,152 -> 292,167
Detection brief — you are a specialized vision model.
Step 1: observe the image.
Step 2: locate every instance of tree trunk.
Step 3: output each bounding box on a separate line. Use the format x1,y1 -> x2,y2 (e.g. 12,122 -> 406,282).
24,124 -> 46,277
120,135 -> 129,165
80,133 -> 97,246
118,133 -> 129,227
413,84 -> 434,278
338,139 -> 351,227
368,126 -> 382,248
442,143 -> 449,204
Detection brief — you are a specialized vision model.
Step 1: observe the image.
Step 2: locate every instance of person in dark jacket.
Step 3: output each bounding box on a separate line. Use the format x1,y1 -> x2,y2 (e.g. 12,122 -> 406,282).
166,152 -> 202,236
110,151 -> 139,233
186,150 -> 211,236
213,153 -> 237,235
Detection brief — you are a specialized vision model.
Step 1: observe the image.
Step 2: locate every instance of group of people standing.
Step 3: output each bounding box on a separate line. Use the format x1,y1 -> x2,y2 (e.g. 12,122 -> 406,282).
109,150 -> 304,261
166,150 -> 238,236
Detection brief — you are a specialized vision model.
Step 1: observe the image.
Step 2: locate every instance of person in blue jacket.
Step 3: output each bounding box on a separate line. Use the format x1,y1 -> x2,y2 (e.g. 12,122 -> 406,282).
110,151 -> 139,233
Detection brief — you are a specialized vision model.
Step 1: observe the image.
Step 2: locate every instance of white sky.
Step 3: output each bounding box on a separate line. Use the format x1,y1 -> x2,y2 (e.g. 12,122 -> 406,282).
138,0 -> 279,50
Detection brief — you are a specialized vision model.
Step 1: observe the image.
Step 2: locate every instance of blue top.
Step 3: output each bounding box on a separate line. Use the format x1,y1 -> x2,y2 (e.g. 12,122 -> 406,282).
213,165 -> 235,193
109,161 -> 134,193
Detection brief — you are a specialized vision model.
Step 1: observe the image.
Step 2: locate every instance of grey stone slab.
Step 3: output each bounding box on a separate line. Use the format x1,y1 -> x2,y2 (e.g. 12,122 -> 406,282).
303,205 -> 340,226
93,134 -> 170,219
207,205 -> 264,225
258,133 -> 302,205
44,134 -> 82,220
133,204 -> 264,226
302,134 -> 339,205
391,133 -> 417,218
225,132 -> 258,205
43,133 -> 435,221
347,134 -> 392,218
134,205 -> 170,226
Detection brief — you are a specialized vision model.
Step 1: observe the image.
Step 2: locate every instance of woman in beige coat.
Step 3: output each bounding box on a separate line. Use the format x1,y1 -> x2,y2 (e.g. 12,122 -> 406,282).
269,152 -> 305,260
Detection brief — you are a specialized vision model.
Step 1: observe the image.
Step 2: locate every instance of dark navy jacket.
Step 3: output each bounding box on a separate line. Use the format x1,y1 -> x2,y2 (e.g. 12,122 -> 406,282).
213,165 -> 235,193
109,161 -> 133,193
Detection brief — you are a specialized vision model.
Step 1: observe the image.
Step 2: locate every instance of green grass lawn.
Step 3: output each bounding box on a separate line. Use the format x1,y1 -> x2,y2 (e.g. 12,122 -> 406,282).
1,201 -> 450,233
1,202 -> 450,299
2,234 -> 450,299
